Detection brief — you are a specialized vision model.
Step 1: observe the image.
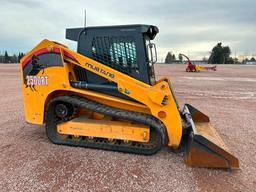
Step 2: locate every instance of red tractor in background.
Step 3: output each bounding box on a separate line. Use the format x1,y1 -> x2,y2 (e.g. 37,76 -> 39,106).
180,54 -> 217,72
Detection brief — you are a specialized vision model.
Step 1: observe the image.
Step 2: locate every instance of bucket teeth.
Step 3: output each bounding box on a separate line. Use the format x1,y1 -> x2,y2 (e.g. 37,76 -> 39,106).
183,104 -> 239,169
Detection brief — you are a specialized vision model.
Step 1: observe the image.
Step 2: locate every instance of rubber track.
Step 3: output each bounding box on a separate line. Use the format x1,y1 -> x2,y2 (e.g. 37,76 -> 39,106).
45,95 -> 168,155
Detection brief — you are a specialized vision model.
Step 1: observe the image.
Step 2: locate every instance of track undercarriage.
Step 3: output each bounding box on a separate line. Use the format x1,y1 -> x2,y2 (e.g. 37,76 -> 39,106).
45,95 -> 163,155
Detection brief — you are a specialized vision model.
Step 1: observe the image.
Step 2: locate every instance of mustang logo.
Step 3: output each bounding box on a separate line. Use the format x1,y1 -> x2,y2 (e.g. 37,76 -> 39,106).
24,55 -> 46,91
85,63 -> 115,79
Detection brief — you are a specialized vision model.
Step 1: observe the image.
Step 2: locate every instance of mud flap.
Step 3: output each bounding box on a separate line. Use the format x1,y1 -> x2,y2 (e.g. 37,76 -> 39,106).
183,104 -> 239,169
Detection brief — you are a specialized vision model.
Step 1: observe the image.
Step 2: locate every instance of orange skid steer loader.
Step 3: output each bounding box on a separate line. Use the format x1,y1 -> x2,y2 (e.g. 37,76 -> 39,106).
20,24 -> 239,168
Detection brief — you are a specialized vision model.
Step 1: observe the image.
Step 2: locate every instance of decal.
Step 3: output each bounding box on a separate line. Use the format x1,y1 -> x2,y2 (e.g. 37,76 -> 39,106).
85,63 -> 115,78
22,48 -> 60,68
26,76 -> 48,86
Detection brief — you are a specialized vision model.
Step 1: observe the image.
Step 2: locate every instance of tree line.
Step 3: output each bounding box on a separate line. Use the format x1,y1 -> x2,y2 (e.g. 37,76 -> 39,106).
165,42 -> 255,64
165,52 -> 183,63
0,51 -> 25,63
208,42 -> 233,64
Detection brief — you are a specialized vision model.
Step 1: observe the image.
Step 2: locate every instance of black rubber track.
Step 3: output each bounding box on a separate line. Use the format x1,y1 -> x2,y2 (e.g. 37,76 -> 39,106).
45,95 -> 168,155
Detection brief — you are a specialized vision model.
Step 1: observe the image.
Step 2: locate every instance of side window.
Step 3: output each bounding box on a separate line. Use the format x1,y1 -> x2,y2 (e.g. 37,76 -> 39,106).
91,36 -> 139,74
37,53 -> 62,68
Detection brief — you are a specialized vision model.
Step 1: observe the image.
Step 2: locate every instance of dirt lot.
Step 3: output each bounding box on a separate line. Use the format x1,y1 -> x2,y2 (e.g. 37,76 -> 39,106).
0,64 -> 255,192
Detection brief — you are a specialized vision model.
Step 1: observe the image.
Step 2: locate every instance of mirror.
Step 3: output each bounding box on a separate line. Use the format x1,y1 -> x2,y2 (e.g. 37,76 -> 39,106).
147,42 -> 157,65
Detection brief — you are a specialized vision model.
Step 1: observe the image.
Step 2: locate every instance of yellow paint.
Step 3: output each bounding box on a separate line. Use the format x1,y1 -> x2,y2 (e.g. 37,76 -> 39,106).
57,116 -> 150,142
20,39 -> 183,148
195,65 -> 204,72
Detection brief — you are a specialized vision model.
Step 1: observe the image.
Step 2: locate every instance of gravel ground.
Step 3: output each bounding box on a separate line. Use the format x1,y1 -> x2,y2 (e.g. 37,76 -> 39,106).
0,64 -> 255,192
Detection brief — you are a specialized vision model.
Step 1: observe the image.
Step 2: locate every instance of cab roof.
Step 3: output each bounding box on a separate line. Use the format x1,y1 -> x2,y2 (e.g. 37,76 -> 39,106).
66,24 -> 159,42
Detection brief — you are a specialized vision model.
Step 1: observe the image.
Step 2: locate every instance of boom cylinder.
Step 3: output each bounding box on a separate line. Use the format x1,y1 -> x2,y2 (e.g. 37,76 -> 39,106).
70,80 -> 118,91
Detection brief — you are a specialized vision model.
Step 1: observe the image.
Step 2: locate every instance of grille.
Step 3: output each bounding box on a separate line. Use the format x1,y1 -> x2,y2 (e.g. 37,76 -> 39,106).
73,65 -> 87,81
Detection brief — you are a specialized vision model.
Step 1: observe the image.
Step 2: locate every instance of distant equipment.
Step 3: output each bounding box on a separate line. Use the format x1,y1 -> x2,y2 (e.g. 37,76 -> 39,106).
180,54 -> 217,72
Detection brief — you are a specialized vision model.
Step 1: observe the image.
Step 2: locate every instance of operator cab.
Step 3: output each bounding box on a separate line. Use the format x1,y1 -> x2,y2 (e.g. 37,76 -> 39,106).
66,24 -> 159,85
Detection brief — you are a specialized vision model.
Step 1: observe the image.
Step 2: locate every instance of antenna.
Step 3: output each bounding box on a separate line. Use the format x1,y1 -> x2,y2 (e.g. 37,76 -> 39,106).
84,9 -> 87,27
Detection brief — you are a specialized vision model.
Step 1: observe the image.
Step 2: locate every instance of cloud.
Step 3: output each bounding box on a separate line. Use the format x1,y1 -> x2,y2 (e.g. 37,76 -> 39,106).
0,0 -> 255,59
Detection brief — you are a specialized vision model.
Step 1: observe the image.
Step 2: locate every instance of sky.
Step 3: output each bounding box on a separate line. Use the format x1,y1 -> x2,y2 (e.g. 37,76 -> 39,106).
0,0 -> 256,61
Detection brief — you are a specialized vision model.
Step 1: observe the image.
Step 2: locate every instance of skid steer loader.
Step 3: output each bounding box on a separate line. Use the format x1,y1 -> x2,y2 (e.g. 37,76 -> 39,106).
20,24 -> 239,168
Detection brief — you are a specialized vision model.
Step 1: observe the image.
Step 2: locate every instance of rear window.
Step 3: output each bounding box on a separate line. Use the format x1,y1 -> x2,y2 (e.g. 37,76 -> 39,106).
91,36 -> 139,74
